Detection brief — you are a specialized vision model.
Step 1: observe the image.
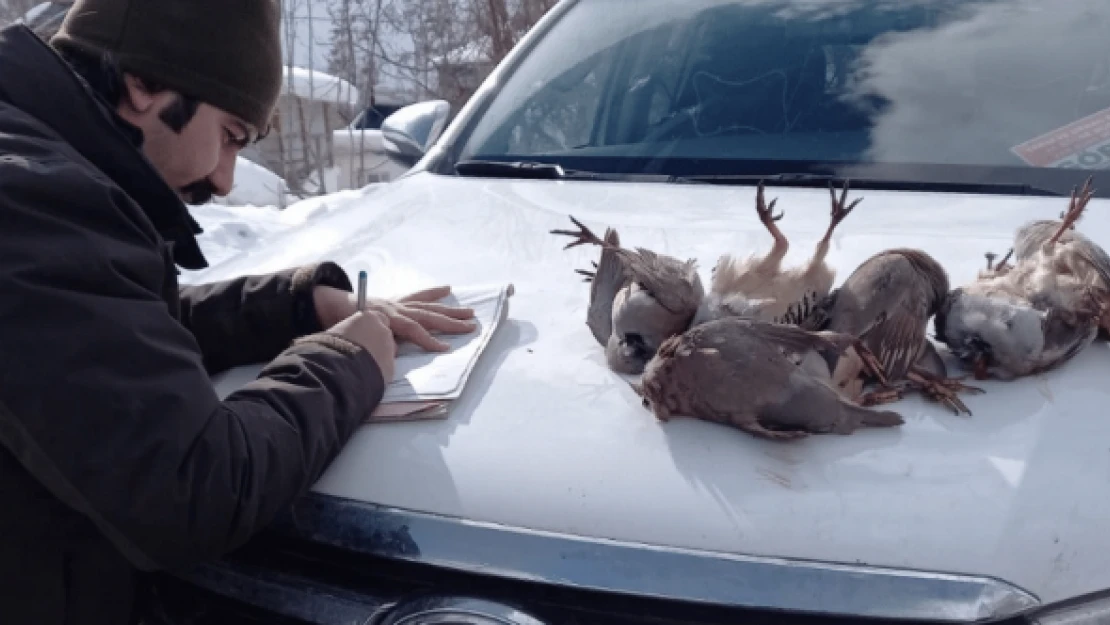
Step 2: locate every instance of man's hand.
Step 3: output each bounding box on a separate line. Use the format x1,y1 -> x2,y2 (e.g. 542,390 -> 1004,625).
314,285 -> 477,352
328,310 -> 397,383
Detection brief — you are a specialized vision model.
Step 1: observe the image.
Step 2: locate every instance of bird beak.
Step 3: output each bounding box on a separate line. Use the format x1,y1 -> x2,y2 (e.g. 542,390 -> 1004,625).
972,355 -> 989,380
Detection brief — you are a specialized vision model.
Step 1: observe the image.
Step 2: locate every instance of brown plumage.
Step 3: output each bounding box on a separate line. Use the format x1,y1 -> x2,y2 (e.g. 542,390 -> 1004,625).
693,180 -> 862,327
802,248 -> 984,415
553,215 -> 705,374
633,317 -> 904,441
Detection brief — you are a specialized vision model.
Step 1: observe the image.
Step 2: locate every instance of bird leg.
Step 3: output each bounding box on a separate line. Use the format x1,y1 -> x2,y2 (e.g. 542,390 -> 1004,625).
907,367 -> 983,416
1047,176 -> 1095,249
858,367 -> 983,416
849,339 -> 891,388
754,180 -> 789,265
811,180 -> 863,264
551,215 -> 616,251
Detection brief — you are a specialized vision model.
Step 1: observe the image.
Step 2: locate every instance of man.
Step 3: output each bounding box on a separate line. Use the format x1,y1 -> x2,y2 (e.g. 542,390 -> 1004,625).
0,0 -> 476,623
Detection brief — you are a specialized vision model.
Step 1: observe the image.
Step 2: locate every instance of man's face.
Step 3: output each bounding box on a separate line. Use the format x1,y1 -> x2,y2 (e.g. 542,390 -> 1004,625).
117,75 -> 257,205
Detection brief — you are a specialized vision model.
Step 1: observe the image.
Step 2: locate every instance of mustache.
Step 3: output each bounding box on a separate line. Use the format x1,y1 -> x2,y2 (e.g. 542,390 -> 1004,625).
180,179 -> 217,205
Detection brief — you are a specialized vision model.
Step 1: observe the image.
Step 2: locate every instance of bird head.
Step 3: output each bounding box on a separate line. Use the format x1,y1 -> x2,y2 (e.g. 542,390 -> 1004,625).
935,289 -> 1044,380
605,332 -> 654,374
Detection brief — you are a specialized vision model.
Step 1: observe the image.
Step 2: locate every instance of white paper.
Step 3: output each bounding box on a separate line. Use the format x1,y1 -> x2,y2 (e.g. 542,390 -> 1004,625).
383,283 -> 512,402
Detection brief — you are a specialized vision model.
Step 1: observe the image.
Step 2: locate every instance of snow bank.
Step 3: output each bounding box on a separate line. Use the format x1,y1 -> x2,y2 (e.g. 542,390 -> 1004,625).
282,66 -> 360,108
222,157 -> 295,208
180,183 -> 388,285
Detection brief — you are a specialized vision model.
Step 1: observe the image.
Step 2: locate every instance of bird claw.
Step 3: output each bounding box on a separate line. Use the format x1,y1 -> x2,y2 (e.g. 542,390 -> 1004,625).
828,179 -> 863,228
907,370 -> 982,417
1048,176 -> 1095,246
851,339 -> 892,388
756,180 -> 784,223
858,386 -> 905,407
551,215 -> 608,250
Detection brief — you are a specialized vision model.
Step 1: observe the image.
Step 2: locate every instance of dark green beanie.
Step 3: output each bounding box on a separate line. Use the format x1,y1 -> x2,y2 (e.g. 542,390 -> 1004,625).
51,0 -> 283,133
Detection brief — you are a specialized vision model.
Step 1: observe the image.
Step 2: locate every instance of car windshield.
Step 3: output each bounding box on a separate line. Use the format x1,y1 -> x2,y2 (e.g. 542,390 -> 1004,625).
447,0 -> 1110,194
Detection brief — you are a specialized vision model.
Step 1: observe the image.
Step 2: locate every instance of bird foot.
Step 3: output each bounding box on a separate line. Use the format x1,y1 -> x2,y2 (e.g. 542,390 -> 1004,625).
755,180 -> 784,225
906,369 -> 984,417
858,385 -> 906,408
850,339 -> 892,388
827,179 -> 863,230
1048,176 -> 1095,247
575,260 -> 598,282
551,215 -> 609,250
983,249 -> 1013,276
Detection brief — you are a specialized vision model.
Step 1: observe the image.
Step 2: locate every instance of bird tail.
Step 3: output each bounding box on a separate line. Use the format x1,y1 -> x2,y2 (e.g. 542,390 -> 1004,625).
856,406 -> 904,428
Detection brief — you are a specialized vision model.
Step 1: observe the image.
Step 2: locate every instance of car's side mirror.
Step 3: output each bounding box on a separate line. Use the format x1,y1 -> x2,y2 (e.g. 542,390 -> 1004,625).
381,100 -> 451,167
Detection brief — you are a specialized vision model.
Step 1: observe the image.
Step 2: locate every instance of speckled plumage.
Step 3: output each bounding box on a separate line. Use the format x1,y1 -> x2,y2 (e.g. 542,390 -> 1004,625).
633,317 -> 903,441
802,248 -> 982,415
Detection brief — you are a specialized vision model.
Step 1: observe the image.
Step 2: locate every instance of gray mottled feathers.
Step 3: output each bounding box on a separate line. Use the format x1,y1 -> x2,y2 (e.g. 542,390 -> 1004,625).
802,248 -> 949,381
621,246 -> 704,315
584,227 -> 624,347
636,317 -> 903,440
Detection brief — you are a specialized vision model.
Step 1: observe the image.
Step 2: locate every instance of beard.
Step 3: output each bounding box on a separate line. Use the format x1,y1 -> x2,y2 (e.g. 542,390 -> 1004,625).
180,178 -> 217,205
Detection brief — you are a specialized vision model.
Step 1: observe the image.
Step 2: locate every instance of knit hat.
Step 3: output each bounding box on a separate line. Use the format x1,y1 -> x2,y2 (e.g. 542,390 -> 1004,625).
50,0 -> 282,133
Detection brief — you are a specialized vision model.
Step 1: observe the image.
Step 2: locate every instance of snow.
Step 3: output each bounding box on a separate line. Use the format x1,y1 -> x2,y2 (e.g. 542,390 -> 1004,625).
282,66 -> 360,108
180,183 -> 387,285
219,157 -> 296,208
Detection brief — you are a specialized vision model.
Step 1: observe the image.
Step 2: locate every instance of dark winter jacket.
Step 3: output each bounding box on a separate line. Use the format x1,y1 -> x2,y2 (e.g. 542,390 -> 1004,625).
0,24 -> 386,624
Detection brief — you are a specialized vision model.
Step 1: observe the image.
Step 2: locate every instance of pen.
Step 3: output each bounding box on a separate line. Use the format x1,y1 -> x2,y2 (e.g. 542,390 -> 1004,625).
356,270 -> 367,312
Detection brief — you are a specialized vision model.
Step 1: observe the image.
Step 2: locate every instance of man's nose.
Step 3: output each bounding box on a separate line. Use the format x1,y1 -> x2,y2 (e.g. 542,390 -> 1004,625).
209,150 -> 237,197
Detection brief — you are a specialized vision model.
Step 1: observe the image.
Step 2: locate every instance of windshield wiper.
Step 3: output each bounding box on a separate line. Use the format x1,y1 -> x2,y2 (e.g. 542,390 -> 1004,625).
455,159 -> 603,180
673,172 -> 1064,197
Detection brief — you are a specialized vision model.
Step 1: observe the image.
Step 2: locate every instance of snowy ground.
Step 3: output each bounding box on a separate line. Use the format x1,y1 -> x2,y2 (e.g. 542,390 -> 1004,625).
179,161 -> 385,284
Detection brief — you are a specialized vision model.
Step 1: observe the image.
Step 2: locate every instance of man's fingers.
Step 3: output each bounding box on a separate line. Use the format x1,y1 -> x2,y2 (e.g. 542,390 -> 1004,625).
397,285 -> 452,303
405,308 -> 478,334
406,301 -> 476,319
390,314 -> 451,352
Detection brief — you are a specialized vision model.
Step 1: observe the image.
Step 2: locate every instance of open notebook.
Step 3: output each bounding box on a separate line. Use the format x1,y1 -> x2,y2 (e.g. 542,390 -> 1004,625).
369,282 -> 514,421
209,283 -> 514,424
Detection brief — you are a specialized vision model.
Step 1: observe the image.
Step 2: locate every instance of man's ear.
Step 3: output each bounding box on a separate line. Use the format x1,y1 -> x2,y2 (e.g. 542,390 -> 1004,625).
119,73 -> 160,115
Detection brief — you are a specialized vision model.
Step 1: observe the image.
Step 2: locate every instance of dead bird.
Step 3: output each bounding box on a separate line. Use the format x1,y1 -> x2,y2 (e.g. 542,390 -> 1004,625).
553,215 -> 705,374
936,179 -> 1110,380
633,317 -> 904,441
693,179 -> 862,327
985,176 -> 1110,336
801,248 -> 984,416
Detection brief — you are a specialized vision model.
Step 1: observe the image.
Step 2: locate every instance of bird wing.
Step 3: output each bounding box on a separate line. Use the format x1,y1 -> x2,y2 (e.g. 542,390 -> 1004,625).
826,252 -> 936,380
621,246 -> 703,315
585,228 -> 626,346
732,318 -> 849,360
1034,304 -> 1099,374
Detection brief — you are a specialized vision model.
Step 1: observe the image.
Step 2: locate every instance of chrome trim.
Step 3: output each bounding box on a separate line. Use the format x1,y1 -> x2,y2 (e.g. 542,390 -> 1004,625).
381,595 -> 548,625
266,493 -> 1040,623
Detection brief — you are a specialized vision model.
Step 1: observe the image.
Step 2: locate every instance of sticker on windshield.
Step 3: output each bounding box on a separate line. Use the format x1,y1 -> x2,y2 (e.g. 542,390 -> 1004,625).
1012,106 -> 1110,169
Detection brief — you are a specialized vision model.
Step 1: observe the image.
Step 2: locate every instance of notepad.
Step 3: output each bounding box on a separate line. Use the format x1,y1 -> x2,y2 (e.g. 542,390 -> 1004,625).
211,282 -> 514,424
381,282 -> 513,404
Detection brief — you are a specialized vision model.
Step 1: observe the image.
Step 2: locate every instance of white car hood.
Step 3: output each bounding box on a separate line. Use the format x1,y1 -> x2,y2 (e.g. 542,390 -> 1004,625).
194,172 -> 1110,609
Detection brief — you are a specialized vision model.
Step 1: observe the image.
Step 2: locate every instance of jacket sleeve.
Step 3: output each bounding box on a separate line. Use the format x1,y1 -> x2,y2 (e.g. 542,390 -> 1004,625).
177,261 -> 354,374
0,154 -> 386,573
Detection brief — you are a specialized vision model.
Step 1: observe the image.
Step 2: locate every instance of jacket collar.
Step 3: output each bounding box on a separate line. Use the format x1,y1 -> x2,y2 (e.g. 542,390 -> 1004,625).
0,24 -> 208,270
